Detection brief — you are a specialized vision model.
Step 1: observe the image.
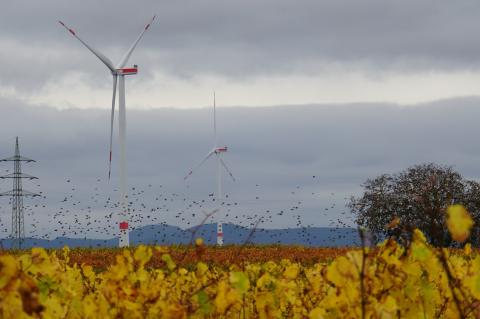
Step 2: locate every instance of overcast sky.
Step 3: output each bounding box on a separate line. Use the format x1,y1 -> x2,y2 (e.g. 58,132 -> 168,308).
1,1 -> 480,239
2,1 -> 480,108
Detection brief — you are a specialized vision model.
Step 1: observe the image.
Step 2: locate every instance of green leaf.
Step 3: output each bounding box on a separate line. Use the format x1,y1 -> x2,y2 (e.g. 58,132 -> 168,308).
38,276 -> 59,302
411,244 -> 430,262
230,271 -> 250,294
196,290 -> 213,314
161,254 -> 176,271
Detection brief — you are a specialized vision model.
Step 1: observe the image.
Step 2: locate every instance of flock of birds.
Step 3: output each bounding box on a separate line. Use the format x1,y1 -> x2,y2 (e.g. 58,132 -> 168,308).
0,167 -> 358,247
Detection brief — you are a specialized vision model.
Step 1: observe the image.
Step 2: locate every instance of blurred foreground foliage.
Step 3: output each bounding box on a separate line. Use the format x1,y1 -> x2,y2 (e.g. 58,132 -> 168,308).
0,204 -> 479,318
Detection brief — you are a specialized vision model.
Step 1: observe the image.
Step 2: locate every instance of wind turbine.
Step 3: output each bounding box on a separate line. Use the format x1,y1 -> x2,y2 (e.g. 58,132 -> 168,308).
184,93 -> 235,246
59,16 -> 155,247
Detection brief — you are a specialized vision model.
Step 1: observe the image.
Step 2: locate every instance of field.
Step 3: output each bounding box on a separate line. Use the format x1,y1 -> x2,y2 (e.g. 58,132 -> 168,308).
63,245 -> 350,271
1,229 -> 480,318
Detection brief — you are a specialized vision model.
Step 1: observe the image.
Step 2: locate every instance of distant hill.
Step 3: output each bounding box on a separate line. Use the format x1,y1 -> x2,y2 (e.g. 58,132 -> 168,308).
0,223 -> 359,249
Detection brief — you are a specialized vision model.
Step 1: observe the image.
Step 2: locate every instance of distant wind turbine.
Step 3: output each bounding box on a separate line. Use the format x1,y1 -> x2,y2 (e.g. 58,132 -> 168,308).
184,93 -> 236,246
59,16 -> 155,247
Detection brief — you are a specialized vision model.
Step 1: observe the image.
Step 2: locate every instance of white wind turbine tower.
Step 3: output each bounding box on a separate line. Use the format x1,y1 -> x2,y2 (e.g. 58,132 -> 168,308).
184,93 -> 235,246
59,16 -> 155,247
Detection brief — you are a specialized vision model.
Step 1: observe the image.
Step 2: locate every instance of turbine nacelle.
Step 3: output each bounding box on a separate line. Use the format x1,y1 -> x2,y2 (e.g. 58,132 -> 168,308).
115,65 -> 138,76
215,146 -> 228,154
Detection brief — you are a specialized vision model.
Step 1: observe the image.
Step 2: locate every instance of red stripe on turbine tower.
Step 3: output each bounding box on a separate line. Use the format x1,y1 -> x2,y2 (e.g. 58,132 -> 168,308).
119,221 -> 129,230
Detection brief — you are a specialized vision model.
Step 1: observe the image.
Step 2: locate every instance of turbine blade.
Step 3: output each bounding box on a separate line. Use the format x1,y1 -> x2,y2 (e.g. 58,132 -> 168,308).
219,158 -> 236,182
117,15 -> 156,68
184,150 -> 215,180
213,92 -> 217,147
58,20 -> 116,72
108,75 -> 118,180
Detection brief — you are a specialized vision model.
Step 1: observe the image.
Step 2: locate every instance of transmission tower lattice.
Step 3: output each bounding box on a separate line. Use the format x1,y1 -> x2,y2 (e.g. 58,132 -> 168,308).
0,137 -> 39,249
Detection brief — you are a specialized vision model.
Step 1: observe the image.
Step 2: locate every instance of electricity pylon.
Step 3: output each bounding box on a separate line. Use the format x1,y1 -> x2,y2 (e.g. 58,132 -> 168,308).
0,137 -> 39,249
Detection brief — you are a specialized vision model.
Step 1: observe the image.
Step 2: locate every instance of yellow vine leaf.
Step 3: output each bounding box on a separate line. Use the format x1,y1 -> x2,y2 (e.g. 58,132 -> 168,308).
0,255 -> 18,289
447,204 -> 474,243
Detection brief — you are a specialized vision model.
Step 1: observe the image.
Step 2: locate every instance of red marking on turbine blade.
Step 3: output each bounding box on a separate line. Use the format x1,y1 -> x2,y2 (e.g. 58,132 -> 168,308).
108,151 -> 112,180
69,29 -> 75,36
145,24 -> 150,30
